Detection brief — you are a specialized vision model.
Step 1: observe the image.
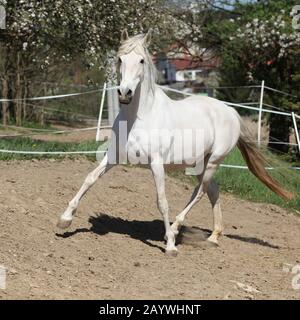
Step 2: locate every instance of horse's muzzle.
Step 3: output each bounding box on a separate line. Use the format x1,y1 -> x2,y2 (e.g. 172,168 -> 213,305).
118,88 -> 132,105
119,97 -> 132,105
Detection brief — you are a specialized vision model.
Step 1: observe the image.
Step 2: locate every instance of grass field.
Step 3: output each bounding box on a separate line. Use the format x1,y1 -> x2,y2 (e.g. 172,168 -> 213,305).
0,137 -> 299,212
214,148 -> 300,212
0,137 -> 101,161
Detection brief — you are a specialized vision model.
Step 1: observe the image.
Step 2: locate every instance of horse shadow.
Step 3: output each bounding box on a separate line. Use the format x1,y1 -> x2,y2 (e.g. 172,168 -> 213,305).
56,213 -> 280,251
57,213 -> 166,252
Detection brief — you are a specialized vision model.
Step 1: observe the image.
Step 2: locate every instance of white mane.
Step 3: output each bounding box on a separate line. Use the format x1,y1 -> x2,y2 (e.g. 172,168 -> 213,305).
117,34 -> 157,94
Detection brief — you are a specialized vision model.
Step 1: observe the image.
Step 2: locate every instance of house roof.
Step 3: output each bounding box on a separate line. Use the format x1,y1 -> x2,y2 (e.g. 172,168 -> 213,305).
169,56 -> 220,71
153,41 -> 221,72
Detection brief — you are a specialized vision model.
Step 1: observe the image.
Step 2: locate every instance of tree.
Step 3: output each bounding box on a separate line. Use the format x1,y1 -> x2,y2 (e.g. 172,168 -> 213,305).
210,0 -> 300,153
0,0 -> 177,125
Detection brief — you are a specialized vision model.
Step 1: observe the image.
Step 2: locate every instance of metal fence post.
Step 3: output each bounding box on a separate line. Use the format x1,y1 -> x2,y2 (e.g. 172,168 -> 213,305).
257,80 -> 265,147
96,82 -> 107,142
292,112 -> 300,154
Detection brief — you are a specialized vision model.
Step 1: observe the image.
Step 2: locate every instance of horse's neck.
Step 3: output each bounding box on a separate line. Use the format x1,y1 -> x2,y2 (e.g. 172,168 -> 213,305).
125,76 -> 155,125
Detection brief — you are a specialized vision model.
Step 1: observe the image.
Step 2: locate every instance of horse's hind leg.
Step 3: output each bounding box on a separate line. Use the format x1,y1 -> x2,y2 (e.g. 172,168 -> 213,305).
206,179 -> 223,245
57,154 -> 112,229
170,163 -> 219,235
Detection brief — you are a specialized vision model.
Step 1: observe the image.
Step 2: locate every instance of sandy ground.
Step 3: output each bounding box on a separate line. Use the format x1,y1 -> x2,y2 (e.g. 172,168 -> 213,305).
0,159 -> 299,300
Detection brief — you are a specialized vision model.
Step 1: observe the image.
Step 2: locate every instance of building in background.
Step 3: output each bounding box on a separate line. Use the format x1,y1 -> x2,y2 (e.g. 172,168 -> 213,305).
154,45 -> 220,97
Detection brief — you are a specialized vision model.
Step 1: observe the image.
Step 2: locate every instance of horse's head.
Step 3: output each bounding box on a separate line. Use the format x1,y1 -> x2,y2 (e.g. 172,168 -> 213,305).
117,30 -> 152,105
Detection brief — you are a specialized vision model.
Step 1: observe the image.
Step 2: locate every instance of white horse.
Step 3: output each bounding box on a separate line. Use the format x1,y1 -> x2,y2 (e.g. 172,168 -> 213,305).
57,30 -> 294,256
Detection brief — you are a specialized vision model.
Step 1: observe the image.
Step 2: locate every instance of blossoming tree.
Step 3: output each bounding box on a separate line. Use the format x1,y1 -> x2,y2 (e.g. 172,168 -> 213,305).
215,0 -> 300,153
0,0 -> 177,125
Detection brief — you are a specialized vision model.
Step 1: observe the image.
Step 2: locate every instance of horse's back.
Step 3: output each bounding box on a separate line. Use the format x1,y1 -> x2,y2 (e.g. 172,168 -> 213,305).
169,95 -> 241,162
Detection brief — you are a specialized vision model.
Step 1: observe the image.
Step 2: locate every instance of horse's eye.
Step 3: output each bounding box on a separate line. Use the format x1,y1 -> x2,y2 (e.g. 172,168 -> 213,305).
118,58 -> 122,64
140,59 -> 145,64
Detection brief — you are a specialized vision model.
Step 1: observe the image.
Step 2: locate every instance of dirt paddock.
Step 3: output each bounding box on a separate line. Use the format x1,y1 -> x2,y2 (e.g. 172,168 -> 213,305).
0,159 -> 299,299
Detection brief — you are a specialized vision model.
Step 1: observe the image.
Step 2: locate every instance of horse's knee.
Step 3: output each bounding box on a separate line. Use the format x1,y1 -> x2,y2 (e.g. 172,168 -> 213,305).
84,170 -> 99,187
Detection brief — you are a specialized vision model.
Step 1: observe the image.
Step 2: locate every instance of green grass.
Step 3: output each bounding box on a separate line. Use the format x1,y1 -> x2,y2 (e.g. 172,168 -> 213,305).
0,137 -> 299,212
0,137 -> 104,161
4,120 -> 53,130
215,148 -> 300,212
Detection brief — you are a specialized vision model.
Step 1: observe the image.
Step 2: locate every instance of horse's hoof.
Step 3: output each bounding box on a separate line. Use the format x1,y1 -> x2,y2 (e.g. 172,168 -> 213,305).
57,219 -> 72,229
165,248 -> 178,257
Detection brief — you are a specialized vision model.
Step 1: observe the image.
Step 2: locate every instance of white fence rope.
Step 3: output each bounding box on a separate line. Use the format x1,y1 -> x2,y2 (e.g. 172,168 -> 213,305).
31,104 -> 98,120
0,83 -> 299,167
161,85 -> 298,114
220,164 -> 300,171
160,85 -> 300,153
186,164 -> 300,171
0,86 -> 119,102
264,86 -> 299,99
0,125 -> 112,138
0,149 -> 106,155
158,85 -> 294,117
225,101 -> 291,116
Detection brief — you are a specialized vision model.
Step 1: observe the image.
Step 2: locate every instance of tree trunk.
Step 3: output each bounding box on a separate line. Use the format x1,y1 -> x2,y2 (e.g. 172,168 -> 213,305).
23,77 -> 27,121
14,53 -> 22,126
74,57 -> 83,85
14,72 -> 22,126
39,83 -> 46,126
2,78 -> 9,125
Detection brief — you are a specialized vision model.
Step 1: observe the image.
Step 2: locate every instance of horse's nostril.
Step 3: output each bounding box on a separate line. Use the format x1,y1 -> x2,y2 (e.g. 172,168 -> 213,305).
127,89 -> 132,97
117,89 -> 122,96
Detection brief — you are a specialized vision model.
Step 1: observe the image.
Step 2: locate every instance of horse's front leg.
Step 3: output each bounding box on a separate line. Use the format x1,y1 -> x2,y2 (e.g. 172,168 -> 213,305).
57,154 -> 112,229
150,159 -> 177,256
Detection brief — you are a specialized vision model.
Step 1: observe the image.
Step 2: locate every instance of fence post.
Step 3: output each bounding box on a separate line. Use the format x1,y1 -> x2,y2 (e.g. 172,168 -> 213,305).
292,112 -> 300,154
257,80 -> 265,147
96,82 -> 107,142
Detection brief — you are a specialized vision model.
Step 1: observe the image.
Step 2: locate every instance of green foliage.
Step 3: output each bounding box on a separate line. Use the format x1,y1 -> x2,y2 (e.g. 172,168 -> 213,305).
204,0 -> 300,154
217,1 -> 300,98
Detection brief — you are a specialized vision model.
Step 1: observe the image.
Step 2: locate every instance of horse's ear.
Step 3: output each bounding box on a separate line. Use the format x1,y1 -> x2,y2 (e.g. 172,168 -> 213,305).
121,29 -> 129,42
143,29 -> 152,47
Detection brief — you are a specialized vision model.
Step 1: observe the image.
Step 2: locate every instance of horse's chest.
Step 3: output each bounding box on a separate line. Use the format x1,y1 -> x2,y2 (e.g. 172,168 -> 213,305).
126,131 -> 150,164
